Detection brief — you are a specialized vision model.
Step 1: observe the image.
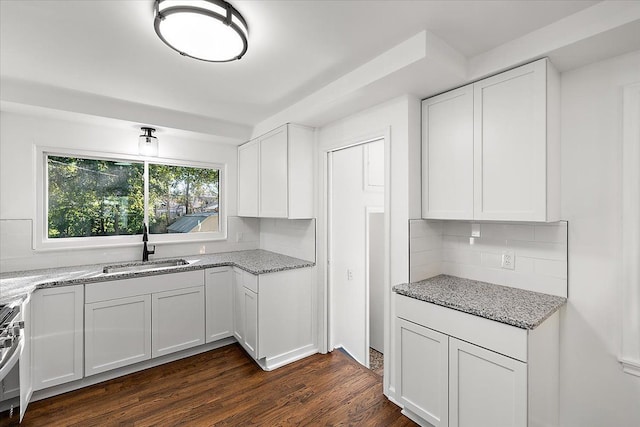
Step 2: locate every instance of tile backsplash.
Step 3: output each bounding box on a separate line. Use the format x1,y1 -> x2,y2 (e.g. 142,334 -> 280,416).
259,218 -> 316,263
409,219 -> 568,297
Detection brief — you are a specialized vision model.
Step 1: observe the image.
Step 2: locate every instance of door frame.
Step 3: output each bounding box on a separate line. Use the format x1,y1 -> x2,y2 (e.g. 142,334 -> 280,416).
321,128 -> 391,380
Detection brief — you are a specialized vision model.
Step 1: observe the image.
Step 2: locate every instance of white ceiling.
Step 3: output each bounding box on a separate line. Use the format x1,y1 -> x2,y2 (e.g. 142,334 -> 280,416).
1,0 -> 638,143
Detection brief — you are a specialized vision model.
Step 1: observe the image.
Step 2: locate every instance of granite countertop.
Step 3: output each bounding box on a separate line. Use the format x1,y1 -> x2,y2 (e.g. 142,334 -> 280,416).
0,249 -> 314,306
393,275 -> 566,329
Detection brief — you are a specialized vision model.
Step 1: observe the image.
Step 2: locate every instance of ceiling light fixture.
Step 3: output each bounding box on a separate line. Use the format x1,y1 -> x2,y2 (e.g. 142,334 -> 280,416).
154,0 -> 249,62
139,127 -> 159,156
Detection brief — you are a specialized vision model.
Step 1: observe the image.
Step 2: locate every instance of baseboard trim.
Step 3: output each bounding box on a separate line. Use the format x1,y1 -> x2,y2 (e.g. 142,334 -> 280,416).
30,337 -> 236,403
258,344 -> 318,371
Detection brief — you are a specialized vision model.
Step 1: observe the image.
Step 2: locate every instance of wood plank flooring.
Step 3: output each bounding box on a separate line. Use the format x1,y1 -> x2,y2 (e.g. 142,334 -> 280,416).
1,344 -> 416,426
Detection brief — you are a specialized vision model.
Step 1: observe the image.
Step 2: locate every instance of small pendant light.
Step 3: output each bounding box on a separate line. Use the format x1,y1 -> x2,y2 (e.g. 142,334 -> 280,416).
139,127 -> 159,156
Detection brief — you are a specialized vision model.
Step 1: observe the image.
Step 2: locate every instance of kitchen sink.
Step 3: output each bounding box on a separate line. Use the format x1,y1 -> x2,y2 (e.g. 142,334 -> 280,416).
102,259 -> 190,274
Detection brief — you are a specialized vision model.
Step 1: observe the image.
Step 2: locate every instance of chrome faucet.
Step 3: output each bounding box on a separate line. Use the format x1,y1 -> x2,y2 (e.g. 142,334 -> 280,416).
142,223 -> 155,262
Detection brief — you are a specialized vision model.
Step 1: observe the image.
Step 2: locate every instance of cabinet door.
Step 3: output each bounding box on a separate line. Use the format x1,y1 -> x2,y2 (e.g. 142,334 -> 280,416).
85,295 -> 151,376
205,268 -> 234,343
238,139 -> 259,217
233,269 -> 244,342
422,84 -> 474,220
152,286 -> 205,358
243,287 -> 258,359
31,285 -> 84,390
449,337 -> 527,427
259,126 -> 288,218
473,59 -> 547,221
396,318 -> 449,427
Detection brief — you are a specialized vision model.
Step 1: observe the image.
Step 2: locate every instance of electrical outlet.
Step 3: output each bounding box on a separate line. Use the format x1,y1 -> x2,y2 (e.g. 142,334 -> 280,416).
347,269 -> 353,280
501,250 -> 515,270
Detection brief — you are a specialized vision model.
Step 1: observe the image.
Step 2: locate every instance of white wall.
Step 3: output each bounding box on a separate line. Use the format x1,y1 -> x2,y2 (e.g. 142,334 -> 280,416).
0,110 -> 260,272
559,50 -> 640,426
316,94 -> 422,397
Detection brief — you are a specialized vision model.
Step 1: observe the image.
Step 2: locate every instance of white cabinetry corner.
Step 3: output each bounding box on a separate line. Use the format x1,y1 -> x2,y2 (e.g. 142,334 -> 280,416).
31,285 -> 84,391
395,294 -> 560,427
237,123 -> 314,219
205,267 -> 234,343
422,58 -> 560,222
233,267 -> 316,370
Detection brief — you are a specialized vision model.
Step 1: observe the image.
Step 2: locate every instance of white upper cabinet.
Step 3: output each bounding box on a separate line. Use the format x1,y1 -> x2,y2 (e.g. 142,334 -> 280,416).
259,126 -> 289,218
422,58 -> 560,222
422,84 -> 474,220
238,123 -> 314,219
237,139 -> 259,217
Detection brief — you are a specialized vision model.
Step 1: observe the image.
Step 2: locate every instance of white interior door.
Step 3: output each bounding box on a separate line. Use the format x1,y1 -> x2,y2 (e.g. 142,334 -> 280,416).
329,139 -> 384,366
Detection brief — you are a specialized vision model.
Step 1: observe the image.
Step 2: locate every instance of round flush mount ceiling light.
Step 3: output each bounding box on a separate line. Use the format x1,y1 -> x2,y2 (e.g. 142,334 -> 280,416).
154,0 -> 249,62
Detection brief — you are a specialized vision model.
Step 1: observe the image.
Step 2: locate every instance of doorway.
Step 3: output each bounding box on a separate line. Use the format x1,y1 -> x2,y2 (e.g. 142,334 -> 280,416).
328,138 -> 385,372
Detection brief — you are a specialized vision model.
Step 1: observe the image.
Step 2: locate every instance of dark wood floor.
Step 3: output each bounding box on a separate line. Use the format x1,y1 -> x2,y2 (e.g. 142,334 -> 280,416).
1,344 -> 415,426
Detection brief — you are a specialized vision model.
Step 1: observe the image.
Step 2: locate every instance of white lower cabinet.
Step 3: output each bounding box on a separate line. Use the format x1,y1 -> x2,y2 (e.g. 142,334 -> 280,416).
205,267 -> 234,343
234,268 -> 259,359
397,318 -> 448,427
31,285 -> 84,391
85,295 -> 152,376
152,286 -> 204,358
233,268 -> 244,343
84,270 -> 205,376
449,338 -> 527,427
395,294 -> 559,427
242,286 -> 258,359
233,267 -> 315,370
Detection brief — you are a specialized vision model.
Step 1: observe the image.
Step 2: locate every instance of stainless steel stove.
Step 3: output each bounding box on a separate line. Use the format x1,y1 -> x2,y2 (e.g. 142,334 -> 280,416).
0,303 -> 24,381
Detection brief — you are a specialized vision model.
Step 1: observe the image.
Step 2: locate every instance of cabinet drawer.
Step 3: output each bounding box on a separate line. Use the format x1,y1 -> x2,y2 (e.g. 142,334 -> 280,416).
395,294 -> 528,362
242,270 -> 258,293
86,270 -> 205,303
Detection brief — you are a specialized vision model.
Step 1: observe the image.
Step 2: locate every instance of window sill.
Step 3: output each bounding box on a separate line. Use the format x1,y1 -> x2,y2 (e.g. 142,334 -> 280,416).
33,235 -> 228,252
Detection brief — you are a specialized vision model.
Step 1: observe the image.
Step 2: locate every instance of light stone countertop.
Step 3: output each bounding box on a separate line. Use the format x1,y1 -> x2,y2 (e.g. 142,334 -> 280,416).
0,249 -> 314,306
393,275 -> 566,329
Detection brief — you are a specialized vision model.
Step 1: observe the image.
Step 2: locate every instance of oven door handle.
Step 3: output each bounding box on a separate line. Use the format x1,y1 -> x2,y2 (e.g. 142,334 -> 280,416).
0,335 -> 23,382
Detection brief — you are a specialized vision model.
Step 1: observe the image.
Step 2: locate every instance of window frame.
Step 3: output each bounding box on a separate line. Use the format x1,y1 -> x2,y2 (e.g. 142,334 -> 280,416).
35,146 -> 226,251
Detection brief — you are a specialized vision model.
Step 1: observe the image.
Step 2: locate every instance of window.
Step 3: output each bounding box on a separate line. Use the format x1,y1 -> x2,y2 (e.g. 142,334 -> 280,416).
47,156 -> 144,238
38,150 -> 225,249
148,164 -> 219,234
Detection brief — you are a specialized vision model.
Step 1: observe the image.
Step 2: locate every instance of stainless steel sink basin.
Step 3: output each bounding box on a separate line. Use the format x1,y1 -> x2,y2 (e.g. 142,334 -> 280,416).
102,259 -> 189,274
